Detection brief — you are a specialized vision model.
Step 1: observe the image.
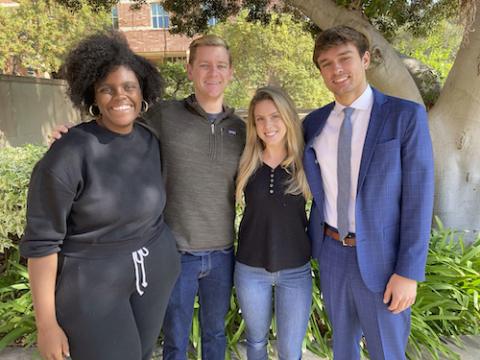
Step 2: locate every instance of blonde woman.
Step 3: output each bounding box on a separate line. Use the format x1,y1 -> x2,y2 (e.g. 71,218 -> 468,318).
235,86 -> 312,360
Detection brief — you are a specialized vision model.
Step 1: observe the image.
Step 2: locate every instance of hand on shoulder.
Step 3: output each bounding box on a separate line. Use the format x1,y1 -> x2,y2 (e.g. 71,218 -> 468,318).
48,123 -> 74,147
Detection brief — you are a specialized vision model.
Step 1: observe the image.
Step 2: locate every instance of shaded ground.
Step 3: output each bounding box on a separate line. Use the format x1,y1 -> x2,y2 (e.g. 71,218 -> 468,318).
1,336 -> 479,359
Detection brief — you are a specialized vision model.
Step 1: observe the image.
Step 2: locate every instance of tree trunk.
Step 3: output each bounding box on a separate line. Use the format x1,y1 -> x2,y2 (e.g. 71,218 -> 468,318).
428,4 -> 480,240
287,0 -> 423,104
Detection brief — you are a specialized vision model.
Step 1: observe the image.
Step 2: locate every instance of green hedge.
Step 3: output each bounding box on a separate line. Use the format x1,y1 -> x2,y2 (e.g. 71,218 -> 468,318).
0,145 -> 46,252
0,145 -> 45,350
0,145 -> 479,359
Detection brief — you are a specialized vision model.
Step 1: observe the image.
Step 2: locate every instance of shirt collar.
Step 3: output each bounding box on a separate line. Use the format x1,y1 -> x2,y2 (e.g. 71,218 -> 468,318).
332,85 -> 373,115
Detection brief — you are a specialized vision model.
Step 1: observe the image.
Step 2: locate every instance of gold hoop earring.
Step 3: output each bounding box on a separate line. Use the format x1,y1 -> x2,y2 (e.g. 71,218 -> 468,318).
142,100 -> 149,113
89,104 -> 99,117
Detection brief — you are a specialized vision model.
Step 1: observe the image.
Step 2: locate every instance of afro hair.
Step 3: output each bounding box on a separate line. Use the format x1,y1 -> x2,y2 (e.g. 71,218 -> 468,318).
61,31 -> 164,112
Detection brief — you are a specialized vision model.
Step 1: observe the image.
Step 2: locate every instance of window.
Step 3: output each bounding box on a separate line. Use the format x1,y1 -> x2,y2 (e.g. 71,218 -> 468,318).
151,3 -> 169,29
111,6 -> 119,29
164,55 -> 188,63
208,17 -> 218,26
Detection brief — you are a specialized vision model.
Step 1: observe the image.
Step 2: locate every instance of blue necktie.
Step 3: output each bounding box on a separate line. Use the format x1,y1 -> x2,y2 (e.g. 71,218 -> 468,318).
337,107 -> 354,241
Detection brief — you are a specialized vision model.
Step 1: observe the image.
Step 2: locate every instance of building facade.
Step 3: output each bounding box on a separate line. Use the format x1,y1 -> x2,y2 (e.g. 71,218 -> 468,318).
115,1 -> 194,63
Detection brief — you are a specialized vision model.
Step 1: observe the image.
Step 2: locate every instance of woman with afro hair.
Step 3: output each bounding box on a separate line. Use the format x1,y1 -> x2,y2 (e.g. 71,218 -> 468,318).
20,31 -> 180,360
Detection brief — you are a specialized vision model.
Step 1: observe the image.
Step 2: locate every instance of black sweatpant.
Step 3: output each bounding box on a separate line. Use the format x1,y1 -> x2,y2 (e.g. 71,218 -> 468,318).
55,227 -> 181,360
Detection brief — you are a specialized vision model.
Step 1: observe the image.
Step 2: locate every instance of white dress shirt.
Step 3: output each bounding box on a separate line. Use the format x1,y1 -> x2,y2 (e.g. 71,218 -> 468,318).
312,85 -> 374,232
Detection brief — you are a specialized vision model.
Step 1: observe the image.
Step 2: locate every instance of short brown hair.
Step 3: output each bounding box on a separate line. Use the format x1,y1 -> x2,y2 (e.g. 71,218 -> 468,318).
188,34 -> 232,66
312,26 -> 370,69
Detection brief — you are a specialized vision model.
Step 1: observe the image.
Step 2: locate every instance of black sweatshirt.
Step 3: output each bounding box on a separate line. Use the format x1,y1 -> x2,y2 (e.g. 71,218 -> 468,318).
20,120 -> 167,259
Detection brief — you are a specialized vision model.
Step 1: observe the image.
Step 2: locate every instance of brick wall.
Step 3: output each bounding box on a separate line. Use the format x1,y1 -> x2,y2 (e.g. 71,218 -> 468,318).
126,30 -> 193,54
118,1 -> 193,62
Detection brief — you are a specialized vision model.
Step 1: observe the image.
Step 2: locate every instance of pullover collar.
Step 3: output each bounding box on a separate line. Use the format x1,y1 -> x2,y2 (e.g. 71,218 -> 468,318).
184,94 -> 235,122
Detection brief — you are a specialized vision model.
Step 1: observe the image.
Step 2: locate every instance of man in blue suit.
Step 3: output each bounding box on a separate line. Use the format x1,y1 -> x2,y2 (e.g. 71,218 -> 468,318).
303,26 -> 434,359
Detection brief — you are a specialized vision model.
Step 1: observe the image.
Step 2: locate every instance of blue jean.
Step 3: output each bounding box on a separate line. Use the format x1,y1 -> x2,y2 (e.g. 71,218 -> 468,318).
162,248 -> 234,360
234,261 -> 312,360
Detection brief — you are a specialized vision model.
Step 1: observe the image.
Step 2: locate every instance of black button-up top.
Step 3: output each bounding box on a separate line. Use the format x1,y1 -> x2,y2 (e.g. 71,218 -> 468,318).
236,164 -> 311,272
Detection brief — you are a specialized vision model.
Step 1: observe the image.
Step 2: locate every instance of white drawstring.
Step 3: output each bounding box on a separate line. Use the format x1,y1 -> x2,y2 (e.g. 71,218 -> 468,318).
132,247 -> 150,296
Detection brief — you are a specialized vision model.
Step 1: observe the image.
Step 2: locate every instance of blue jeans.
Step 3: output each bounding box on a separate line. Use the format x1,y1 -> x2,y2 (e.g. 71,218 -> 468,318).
234,261 -> 312,360
162,248 -> 234,360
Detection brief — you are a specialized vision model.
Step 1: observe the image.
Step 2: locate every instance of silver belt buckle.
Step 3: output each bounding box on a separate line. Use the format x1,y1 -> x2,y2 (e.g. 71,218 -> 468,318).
342,234 -> 354,247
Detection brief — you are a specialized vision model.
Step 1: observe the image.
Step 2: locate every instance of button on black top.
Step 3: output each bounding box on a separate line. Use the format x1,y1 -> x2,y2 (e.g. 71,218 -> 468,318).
236,164 -> 311,272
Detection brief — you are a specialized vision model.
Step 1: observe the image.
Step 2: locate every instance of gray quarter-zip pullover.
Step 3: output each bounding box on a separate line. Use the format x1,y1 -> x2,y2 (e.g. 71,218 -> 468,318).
142,95 -> 245,251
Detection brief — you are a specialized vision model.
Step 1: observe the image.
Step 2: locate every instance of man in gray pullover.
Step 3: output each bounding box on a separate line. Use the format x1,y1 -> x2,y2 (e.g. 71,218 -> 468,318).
143,35 -> 245,360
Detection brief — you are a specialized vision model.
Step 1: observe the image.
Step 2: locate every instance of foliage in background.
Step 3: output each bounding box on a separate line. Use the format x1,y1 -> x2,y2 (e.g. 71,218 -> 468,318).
158,61 -> 193,100
156,11 -> 333,109
0,145 -> 45,350
103,0 -> 459,39
393,20 -> 462,83
211,11 -> 333,110
332,0 -> 459,41
0,0 -> 109,76
409,218 -> 480,359
157,13 -> 461,110
0,251 -> 35,351
1,146 -> 480,360
0,145 -> 46,253
51,0 -> 462,52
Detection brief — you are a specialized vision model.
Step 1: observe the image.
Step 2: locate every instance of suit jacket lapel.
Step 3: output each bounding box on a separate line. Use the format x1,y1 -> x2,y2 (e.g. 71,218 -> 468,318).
305,102 -> 334,149
357,88 -> 388,193
304,103 -> 334,205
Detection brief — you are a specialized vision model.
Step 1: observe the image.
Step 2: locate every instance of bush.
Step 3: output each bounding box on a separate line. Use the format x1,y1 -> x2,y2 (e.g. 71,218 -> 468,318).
158,61 -> 193,101
0,251 -> 35,350
0,145 -> 479,359
0,145 -> 45,350
409,218 -> 480,359
0,145 -> 46,252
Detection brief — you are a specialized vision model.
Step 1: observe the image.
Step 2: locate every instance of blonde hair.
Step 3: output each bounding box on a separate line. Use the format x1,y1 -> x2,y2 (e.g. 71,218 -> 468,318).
188,34 -> 232,65
235,86 -> 311,203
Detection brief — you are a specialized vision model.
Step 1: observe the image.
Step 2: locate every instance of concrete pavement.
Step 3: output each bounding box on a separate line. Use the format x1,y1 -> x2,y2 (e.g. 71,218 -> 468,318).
1,336 -> 478,359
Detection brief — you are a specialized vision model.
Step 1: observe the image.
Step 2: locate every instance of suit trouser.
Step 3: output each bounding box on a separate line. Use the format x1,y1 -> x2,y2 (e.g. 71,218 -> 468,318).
55,228 -> 181,360
319,235 -> 410,360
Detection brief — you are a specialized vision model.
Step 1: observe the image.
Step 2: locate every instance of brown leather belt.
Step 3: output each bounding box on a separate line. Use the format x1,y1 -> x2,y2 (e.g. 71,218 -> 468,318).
324,224 -> 356,247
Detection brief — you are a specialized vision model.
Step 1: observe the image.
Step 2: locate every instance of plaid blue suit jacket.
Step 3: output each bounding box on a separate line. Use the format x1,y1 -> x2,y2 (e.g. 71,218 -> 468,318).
303,88 -> 434,292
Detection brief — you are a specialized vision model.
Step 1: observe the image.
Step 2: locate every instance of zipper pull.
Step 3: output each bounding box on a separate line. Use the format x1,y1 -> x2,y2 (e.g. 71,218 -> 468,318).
211,123 -> 215,135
